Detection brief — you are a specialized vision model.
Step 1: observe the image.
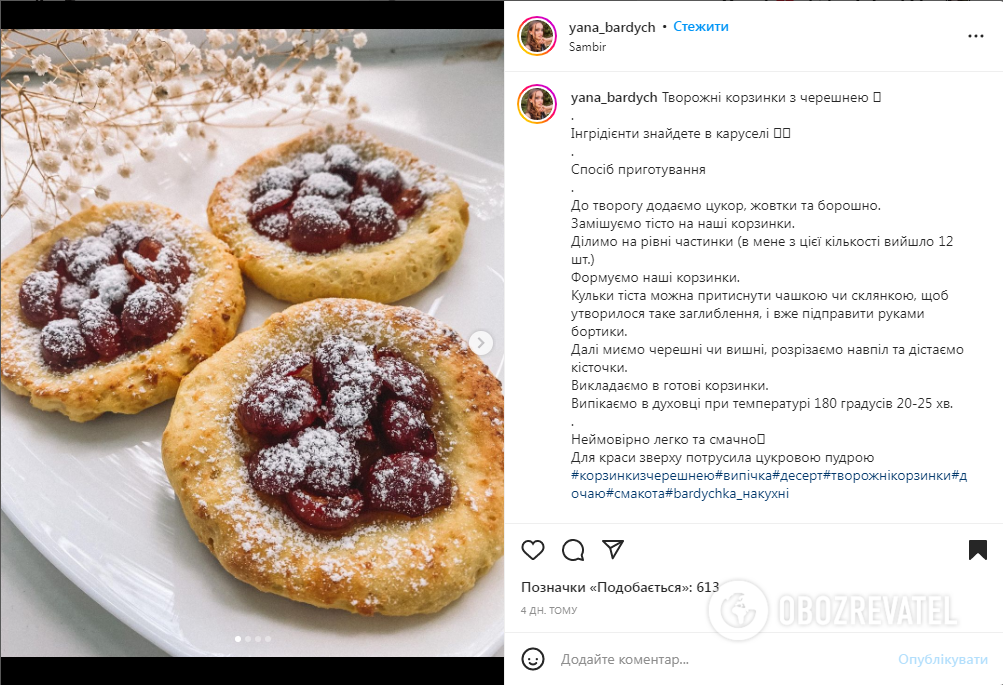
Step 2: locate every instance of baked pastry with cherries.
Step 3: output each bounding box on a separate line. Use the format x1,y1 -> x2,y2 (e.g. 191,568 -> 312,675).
207,125 -> 469,304
1,203 -> 245,422
162,299 -> 503,615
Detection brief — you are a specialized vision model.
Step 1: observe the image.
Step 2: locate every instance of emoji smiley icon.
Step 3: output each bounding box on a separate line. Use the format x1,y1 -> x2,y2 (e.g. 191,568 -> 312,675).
522,647 -> 545,670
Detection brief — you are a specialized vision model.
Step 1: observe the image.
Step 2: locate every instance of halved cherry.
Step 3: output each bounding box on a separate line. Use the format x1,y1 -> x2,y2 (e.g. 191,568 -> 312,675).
120,283 -> 182,344
246,443 -> 308,496
393,187 -> 426,219
313,338 -> 380,432
293,427 -> 362,496
249,166 -> 298,202
248,188 -> 294,222
78,299 -> 124,361
356,158 -> 403,204
59,282 -> 91,319
133,237 -> 163,261
363,453 -> 452,518
252,212 -> 291,240
379,398 -> 437,457
312,335 -> 378,395
102,221 -> 144,253
289,196 -> 350,253
346,195 -> 399,244
19,271 -> 62,325
152,248 -> 191,292
40,319 -> 94,371
66,236 -> 118,284
122,251 -> 158,284
286,488 -> 364,530
293,152 -> 328,177
123,244 -> 190,293
299,172 -> 352,202
324,396 -> 375,435
312,335 -> 354,392
237,375 -> 321,441
375,354 -> 434,409
325,144 -> 361,185
43,238 -> 73,277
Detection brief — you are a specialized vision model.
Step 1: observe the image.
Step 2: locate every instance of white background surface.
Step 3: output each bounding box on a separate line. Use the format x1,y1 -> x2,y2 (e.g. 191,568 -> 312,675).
1,32 -> 504,658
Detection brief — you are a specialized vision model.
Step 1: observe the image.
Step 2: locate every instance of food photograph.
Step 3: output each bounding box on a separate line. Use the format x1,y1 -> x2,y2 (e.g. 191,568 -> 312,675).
1,29 -> 503,657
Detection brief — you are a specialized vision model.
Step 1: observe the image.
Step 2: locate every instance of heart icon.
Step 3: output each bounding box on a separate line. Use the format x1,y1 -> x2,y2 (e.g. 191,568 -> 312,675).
522,540 -> 545,560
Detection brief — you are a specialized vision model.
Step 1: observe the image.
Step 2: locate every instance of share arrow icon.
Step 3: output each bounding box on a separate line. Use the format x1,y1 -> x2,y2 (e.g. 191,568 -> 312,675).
602,540 -> 624,560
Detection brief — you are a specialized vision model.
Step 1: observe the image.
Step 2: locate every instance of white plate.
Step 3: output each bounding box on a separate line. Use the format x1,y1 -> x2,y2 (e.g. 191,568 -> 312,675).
0,119 -> 504,656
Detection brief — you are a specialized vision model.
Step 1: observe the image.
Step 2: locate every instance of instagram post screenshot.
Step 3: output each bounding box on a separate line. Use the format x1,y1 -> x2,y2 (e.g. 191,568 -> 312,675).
0,7 -> 1000,676
504,2 -> 999,682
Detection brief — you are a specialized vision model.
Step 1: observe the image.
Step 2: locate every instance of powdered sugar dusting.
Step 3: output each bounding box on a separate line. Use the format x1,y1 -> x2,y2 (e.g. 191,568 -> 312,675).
347,195 -> 402,242
6,205 -> 206,377
417,179 -> 450,197
293,152 -> 328,177
324,144 -> 360,170
262,352 -> 311,378
291,194 -> 348,222
102,220 -> 145,252
254,442 -> 309,493
361,157 -> 399,182
59,283 -> 90,316
176,301 -> 492,597
40,318 -> 87,362
20,270 -> 60,304
299,172 -> 352,201
218,127 -> 458,260
66,236 -> 117,283
244,375 -> 320,426
389,400 -> 422,428
349,194 -> 391,220
250,166 -> 299,200
254,212 -> 290,240
364,453 -> 451,519
124,283 -> 174,320
91,264 -> 132,309
315,335 -> 380,432
297,427 -> 361,491
248,188 -> 293,220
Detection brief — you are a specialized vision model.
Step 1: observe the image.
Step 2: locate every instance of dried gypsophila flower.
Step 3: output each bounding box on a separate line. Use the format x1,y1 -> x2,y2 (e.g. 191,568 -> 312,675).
31,54 -> 52,75
1,28 -> 369,232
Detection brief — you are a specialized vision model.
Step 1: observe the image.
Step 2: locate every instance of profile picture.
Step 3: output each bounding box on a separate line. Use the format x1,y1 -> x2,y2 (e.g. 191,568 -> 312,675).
518,85 -> 556,124
518,17 -> 556,56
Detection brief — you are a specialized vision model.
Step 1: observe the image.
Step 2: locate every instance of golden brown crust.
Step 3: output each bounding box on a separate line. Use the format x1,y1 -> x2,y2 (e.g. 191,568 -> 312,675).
207,125 -> 469,304
161,299 -> 503,616
0,202 -> 245,422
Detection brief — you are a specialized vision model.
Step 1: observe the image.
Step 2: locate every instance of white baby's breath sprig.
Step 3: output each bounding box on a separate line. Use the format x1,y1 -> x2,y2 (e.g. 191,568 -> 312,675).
1,28 -> 369,231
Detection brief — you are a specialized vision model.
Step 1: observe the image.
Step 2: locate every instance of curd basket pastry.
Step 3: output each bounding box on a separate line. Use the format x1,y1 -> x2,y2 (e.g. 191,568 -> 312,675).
1,202 -> 245,422
161,299 -> 503,615
207,125 -> 469,304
